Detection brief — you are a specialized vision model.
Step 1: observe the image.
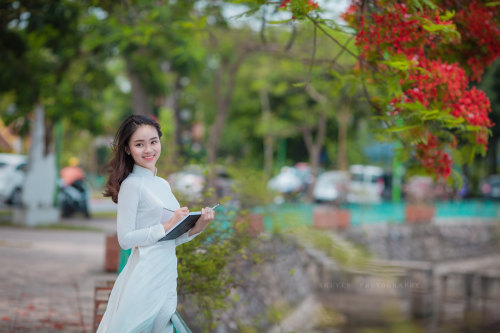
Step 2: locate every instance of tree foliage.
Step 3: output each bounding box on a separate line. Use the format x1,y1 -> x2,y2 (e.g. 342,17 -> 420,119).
237,0 -> 500,181
0,1 -> 111,140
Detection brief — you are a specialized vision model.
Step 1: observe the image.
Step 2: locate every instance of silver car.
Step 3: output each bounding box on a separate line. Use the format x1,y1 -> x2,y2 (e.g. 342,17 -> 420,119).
0,153 -> 27,205
313,170 -> 350,203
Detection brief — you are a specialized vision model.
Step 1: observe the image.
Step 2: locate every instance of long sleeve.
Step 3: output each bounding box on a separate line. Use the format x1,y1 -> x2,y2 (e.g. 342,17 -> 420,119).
117,178 -> 165,250
175,230 -> 200,247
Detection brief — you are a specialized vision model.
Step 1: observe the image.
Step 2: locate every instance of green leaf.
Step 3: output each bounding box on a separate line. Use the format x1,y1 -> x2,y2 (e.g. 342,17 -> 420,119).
460,145 -> 476,165
440,10 -> 455,21
386,124 -> 421,133
267,19 -> 293,24
451,149 -> 463,166
229,7 -> 261,19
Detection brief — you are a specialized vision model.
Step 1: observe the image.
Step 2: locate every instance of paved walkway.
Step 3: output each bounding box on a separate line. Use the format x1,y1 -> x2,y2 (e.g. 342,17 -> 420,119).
0,217 -> 117,333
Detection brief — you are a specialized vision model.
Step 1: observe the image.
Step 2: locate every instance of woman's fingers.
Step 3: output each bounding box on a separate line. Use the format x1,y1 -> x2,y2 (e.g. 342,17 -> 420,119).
205,207 -> 214,220
198,207 -> 211,222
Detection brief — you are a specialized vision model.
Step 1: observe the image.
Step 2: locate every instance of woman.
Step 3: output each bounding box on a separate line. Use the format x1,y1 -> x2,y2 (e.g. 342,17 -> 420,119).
98,115 -> 214,333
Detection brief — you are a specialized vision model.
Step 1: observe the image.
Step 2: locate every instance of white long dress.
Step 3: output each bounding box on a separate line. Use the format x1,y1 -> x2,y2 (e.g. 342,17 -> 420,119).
97,164 -> 199,333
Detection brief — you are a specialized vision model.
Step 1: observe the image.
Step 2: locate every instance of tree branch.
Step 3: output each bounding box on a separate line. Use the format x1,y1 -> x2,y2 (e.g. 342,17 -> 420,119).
260,7 -> 267,45
305,84 -> 327,104
306,15 -> 360,60
301,126 -> 314,153
305,24 -> 317,89
284,23 -> 297,52
329,36 -> 354,70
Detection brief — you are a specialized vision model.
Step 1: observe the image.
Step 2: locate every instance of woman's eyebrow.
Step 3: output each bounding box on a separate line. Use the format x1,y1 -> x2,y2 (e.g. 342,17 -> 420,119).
133,136 -> 158,143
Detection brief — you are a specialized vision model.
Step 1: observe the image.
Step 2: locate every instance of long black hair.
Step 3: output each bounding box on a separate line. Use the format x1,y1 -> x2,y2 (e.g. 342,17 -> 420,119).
103,115 -> 162,203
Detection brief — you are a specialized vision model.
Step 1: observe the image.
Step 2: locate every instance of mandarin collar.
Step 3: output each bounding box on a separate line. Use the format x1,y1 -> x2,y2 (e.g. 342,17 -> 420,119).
132,164 -> 157,177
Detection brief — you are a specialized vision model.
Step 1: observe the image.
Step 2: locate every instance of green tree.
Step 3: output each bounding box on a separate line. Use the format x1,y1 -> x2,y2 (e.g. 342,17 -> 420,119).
86,0 -> 207,166
233,0 -> 500,182
479,58 -> 500,174
0,1 -> 111,144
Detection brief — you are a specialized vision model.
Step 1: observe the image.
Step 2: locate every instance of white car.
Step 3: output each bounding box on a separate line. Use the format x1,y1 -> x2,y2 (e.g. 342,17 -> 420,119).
313,170 -> 350,203
267,167 -> 304,194
167,165 -> 234,203
347,164 -> 385,204
0,153 -> 27,205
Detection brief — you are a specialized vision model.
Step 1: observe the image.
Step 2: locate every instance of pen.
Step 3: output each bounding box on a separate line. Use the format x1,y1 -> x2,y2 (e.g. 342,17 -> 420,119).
164,204 -> 220,213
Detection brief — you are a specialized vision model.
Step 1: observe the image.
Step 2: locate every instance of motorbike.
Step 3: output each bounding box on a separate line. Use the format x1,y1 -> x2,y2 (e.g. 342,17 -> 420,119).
58,179 -> 90,218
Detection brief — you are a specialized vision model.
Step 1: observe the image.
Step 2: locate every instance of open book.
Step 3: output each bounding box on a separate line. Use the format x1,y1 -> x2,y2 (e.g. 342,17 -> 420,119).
158,204 -> 220,241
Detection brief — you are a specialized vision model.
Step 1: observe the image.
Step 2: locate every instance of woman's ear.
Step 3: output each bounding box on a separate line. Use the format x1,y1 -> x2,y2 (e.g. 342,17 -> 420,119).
124,147 -> 130,155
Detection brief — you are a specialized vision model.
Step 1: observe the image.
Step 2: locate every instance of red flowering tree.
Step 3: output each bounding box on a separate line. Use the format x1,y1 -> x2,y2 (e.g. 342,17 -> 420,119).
240,0 -> 500,179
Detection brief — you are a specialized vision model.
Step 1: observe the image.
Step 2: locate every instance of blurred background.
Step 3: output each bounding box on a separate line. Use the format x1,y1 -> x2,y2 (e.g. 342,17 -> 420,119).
1,0 -> 500,332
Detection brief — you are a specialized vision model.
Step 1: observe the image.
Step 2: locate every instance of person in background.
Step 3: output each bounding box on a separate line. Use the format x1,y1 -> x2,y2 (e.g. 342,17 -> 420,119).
59,157 -> 90,218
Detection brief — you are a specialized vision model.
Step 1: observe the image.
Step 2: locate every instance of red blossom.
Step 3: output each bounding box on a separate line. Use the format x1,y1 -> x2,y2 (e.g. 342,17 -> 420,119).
453,1 -> 500,81
307,0 -> 319,9
280,0 -> 290,8
277,0 -> 498,179
416,133 -> 452,179
341,1 -> 498,177
351,4 -> 451,61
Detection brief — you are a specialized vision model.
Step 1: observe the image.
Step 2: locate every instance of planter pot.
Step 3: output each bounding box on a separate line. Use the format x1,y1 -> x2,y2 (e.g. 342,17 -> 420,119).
237,213 -> 265,236
104,233 -> 119,272
93,280 -> 114,332
248,213 -> 264,235
405,203 -> 435,224
313,205 -> 350,229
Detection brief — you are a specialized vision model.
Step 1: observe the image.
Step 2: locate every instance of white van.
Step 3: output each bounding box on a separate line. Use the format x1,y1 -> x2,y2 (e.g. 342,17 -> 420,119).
0,153 -> 27,205
347,164 -> 385,204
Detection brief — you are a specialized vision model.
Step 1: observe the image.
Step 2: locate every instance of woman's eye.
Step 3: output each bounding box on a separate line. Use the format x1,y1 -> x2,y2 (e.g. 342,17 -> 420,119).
136,143 -> 143,147
152,140 -> 158,144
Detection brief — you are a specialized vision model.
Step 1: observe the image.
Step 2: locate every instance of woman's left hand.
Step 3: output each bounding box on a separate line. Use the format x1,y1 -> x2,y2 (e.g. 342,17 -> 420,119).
189,207 -> 215,235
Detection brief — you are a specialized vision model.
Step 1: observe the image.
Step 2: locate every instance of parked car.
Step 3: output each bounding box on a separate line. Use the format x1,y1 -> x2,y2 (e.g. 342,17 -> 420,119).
167,165 -> 234,202
312,170 -> 350,204
481,175 -> 500,200
293,162 -> 314,193
267,166 -> 306,204
347,164 -> 385,204
403,175 -> 434,202
0,153 -> 27,205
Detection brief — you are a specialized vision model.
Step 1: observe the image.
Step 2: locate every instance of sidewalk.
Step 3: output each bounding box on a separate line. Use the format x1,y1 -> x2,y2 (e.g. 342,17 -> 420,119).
0,217 -> 117,333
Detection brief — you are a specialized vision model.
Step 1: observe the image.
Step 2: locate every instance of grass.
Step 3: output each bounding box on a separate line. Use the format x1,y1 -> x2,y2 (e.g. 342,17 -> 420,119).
91,211 -> 117,219
35,223 -> 104,232
0,220 -> 104,232
0,209 -> 12,223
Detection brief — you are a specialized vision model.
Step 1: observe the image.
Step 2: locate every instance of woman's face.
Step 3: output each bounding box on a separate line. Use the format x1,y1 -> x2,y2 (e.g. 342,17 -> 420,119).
127,125 -> 161,173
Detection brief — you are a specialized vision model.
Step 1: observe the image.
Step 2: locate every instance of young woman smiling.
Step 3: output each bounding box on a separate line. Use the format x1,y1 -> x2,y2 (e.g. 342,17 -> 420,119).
98,115 -> 215,333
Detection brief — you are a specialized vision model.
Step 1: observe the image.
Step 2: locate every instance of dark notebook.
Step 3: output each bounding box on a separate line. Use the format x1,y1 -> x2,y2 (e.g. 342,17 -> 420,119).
158,204 -> 219,241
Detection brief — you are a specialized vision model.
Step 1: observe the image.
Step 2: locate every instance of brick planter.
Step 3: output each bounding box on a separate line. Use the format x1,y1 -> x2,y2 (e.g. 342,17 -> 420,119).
248,213 -> 265,235
236,213 -> 265,236
93,280 -> 115,331
313,205 -> 350,229
104,233 -> 119,272
405,203 -> 435,224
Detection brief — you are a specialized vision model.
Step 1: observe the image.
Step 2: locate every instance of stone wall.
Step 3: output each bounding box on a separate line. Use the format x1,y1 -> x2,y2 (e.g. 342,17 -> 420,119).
180,221 -> 500,332
342,221 -> 500,261
180,235 -> 316,333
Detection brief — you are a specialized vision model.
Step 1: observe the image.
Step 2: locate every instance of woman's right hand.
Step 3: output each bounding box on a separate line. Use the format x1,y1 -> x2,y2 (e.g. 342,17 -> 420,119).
162,207 -> 189,232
